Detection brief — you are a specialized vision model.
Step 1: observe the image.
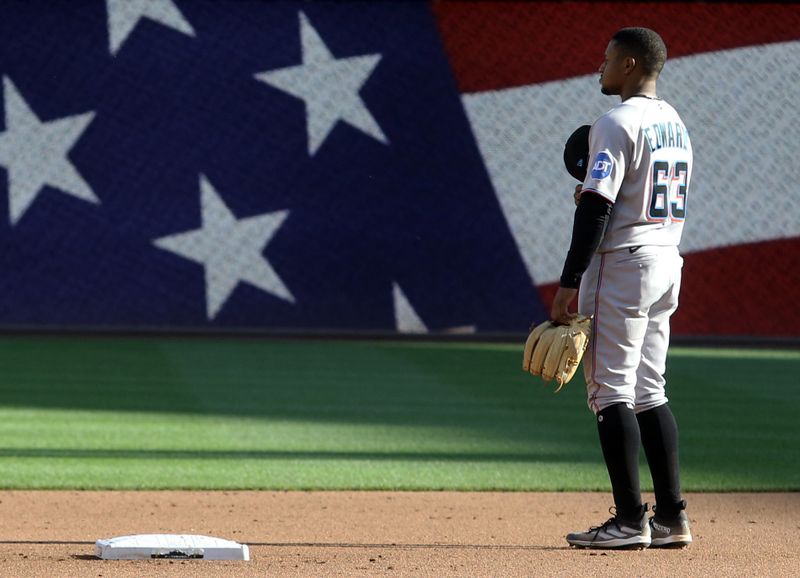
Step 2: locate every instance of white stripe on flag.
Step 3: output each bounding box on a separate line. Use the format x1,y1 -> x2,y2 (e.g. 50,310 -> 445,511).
463,41 -> 800,285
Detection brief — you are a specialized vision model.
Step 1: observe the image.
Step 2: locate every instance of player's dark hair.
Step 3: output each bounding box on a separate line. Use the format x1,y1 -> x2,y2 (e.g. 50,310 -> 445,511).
611,27 -> 667,76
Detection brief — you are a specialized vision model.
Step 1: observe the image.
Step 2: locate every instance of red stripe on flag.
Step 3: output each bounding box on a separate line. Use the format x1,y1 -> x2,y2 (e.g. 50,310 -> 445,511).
537,238 -> 800,338
674,238 -> 800,338
432,2 -> 800,93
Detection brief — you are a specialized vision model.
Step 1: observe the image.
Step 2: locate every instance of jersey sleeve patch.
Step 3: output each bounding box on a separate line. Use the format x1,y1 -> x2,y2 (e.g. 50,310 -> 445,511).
590,151 -> 613,179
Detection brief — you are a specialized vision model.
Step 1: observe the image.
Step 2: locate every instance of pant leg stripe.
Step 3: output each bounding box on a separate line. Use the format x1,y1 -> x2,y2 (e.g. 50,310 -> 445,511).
590,253 -> 607,394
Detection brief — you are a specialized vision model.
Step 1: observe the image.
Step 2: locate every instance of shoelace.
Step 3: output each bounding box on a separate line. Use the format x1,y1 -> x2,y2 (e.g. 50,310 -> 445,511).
589,507 -> 621,537
588,505 -> 648,539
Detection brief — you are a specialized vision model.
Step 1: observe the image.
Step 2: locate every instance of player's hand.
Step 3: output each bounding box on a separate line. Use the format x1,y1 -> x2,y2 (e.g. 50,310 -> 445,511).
573,184 -> 583,206
550,286 -> 579,325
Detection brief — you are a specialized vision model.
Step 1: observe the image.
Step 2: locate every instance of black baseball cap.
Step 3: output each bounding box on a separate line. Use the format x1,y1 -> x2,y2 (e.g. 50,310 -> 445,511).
563,124 -> 591,182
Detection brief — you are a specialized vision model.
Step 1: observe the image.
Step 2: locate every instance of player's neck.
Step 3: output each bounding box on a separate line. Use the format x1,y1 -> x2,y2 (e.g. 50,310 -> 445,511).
621,78 -> 658,102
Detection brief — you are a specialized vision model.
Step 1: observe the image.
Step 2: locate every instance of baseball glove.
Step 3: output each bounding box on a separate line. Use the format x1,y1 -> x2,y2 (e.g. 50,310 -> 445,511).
522,315 -> 592,392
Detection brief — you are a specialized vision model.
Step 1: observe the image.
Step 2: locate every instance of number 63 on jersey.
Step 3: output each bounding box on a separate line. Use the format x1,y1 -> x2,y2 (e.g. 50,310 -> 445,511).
648,160 -> 689,222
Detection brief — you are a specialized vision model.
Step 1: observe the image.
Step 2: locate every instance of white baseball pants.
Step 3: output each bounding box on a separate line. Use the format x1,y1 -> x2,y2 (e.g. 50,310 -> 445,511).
578,245 -> 683,415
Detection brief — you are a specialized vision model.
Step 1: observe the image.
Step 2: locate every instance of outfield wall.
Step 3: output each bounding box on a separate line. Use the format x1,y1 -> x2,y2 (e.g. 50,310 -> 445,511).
0,1 -> 797,338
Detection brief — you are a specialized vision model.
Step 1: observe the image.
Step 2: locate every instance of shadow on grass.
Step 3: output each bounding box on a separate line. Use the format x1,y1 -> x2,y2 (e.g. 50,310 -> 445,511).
0,336 -> 591,443
0,447 -> 592,462
1,336 -> 799,488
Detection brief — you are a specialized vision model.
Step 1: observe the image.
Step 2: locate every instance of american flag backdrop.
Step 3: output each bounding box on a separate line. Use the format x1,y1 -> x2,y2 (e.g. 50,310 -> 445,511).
0,1 -> 798,337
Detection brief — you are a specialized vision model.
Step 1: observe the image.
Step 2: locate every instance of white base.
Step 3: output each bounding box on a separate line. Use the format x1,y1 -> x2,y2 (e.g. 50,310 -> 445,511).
95,534 -> 250,561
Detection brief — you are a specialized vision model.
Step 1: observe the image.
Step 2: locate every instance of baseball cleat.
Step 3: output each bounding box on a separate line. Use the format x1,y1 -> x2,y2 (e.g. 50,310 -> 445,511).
566,507 -> 651,549
649,509 -> 692,548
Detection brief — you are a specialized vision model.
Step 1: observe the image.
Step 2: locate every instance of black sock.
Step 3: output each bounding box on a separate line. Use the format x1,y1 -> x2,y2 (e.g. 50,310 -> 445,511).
597,403 -> 643,523
637,403 -> 684,520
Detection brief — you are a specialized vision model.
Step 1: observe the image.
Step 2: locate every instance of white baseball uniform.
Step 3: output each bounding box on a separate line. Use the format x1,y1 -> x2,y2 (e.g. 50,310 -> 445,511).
577,96 -> 693,414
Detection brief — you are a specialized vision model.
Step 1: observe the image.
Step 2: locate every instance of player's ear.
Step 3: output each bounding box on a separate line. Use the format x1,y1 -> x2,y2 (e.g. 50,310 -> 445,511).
623,56 -> 636,74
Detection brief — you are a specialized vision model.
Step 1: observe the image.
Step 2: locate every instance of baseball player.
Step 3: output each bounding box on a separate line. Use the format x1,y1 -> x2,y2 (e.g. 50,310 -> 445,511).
550,28 -> 693,549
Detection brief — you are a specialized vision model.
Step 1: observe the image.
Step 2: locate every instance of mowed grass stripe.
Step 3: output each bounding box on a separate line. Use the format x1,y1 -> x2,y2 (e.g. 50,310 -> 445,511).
0,337 -> 796,490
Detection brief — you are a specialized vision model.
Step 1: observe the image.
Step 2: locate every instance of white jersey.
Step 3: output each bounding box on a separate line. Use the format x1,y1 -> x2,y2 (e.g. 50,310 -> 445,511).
582,96 -> 692,252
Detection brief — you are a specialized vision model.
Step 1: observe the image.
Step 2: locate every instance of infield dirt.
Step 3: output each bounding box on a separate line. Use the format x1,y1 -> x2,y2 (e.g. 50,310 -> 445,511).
0,491 -> 796,577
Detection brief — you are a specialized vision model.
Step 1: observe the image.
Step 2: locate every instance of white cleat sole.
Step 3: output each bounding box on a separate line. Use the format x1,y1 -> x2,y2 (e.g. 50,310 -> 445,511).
568,537 -> 651,549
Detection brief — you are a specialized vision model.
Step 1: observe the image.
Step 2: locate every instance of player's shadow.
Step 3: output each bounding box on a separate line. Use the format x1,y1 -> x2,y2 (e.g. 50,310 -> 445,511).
0,540 -> 572,554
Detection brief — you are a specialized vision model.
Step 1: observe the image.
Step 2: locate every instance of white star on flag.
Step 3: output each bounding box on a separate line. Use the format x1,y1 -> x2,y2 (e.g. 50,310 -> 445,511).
0,77 -> 98,226
153,175 -> 294,320
106,0 -> 196,56
393,282 -> 427,334
255,11 -> 388,155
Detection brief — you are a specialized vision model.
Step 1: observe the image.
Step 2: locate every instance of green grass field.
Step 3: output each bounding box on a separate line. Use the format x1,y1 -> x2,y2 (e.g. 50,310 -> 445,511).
0,336 -> 797,491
